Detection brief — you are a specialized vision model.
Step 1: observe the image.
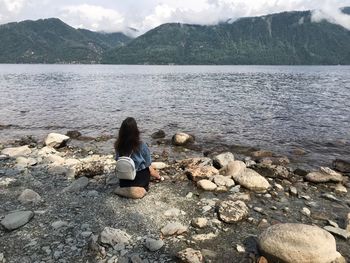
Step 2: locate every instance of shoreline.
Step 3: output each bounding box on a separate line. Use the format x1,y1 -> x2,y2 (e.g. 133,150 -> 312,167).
0,132 -> 349,262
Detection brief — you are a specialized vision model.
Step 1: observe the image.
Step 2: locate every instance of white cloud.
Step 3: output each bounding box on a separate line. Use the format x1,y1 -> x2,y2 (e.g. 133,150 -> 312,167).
312,3 -> 350,30
60,4 -> 125,32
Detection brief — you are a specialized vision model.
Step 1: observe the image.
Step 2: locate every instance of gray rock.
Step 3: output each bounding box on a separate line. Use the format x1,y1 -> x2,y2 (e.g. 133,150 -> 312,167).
51,220 -> 69,229
44,133 -> 70,148
300,207 -> 311,217
151,129 -> 166,139
1,145 -> 31,157
212,175 -> 235,187
18,189 -> 41,204
177,248 -> 203,263
346,213 -> 350,233
99,227 -> 131,249
233,168 -> 271,193
213,152 -> 234,169
145,238 -> 164,251
258,223 -> 345,263
161,222 -> 188,236
289,186 -> 298,196
332,159 -> 350,173
1,211 -> 34,231
218,200 -> 249,223
324,226 -> 350,240
63,177 -> 89,192
305,167 -> 343,183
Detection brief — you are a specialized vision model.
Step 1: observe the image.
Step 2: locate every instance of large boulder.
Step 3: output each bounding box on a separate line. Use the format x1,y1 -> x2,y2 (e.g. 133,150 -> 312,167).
258,223 -> 345,263
1,145 -> 31,157
332,159 -> 350,173
172,132 -> 195,146
213,152 -> 235,169
44,133 -> 70,148
305,167 -> 343,183
217,200 -> 249,223
233,168 -> 271,193
1,211 -> 34,231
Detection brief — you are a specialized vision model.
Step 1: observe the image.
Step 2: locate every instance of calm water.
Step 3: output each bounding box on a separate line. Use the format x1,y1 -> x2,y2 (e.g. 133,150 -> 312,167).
0,64 -> 349,167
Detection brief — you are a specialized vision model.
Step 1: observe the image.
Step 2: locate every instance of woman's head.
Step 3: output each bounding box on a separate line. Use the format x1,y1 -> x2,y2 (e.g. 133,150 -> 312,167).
114,117 -> 141,155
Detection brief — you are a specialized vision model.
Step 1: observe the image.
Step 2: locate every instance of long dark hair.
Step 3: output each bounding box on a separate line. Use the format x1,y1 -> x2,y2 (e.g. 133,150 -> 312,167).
114,117 -> 141,156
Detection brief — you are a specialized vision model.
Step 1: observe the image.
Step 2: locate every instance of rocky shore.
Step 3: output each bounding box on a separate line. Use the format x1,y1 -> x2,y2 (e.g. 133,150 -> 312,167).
0,131 -> 349,263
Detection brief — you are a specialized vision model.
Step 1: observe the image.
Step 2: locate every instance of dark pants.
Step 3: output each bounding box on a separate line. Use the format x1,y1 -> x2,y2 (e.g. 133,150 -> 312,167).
119,167 -> 150,191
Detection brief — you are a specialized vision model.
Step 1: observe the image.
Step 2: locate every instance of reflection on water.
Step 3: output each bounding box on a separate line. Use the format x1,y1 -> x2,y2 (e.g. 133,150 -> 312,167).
0,65 -> 349,167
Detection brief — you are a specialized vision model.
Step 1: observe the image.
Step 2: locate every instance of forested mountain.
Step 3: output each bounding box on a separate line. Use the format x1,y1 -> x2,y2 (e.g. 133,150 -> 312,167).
103,9 -> 350,65
1,8 -> 349,64
0,18 -> 131,63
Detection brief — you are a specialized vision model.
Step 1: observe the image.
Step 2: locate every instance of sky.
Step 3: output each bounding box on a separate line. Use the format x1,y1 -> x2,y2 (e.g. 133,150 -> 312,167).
0,0 -> 350,35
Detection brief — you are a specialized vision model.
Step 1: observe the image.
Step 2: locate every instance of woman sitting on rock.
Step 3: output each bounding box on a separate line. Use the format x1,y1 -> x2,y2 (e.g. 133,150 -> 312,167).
114,117 -> 161,199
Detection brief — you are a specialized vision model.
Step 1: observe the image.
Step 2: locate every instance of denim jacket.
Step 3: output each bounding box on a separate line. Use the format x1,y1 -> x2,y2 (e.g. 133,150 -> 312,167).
115,142 -> 152,171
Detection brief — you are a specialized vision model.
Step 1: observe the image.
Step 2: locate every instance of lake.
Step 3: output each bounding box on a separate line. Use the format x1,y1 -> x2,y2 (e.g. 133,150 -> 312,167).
0,64 -> 349,168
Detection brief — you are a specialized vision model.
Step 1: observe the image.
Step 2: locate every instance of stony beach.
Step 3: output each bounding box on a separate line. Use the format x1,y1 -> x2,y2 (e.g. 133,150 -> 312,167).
0,131 -> 349,263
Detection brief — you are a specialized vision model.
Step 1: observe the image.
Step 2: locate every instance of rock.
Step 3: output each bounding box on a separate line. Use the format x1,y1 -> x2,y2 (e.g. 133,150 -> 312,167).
251,150 -> 273,158
301,207 -> 311,217
51,220 -> 69,229
130,255 -> 143,263
252,164 -> 290,179
334,184 -> 347,194
191,218 -> 208,228
164,208 -> 184,217
1,145 -> 31,157
218,200 -> 249,223
213,152 -> 234,169
66,130 -> 82,139
18,189 -> 41,204
1,211 -> 34,231
289,186 -> 298,196
151,130 -> 166,139
294,168 -> 309,177
16,157 -> 37,168
233,168 -> 271,193
332,159 -> 350,173
177,248 -> 203,263
236,244 -> 245,253
212,175 -> 235,187
0,253 -> 5,263
220,160 -> 246,178
321,193 -> 341,202
151,162 -> 168,170
99,227 -> 131,248
44,133 -> 70,148
63,177 -> 89,192
192,232 -> 217,241
144,238 -> 164,251
228,193 -> 251,202
324,226 -> 350,240
172,132 -> 195,146
186,166 -> 219,182
197,180 -> 217,191
161,222 -> 188,236
305,167 -> 343,183
258,223 -> 344,263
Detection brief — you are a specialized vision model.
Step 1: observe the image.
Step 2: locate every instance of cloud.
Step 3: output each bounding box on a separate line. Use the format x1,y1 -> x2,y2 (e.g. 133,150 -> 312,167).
312,4 -> 350,30
0,0 -> 26,22
60,4 -> 125,32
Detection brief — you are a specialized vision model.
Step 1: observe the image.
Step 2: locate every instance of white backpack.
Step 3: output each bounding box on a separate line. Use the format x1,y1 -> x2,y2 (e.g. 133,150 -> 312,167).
115,156 -> 136,180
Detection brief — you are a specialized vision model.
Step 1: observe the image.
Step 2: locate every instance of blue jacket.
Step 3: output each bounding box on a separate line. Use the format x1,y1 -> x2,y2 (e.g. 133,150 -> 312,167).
116,142 -> 152,171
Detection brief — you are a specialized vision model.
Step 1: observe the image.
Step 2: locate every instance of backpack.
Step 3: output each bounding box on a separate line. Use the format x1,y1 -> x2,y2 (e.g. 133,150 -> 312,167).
115,156 -> 136,180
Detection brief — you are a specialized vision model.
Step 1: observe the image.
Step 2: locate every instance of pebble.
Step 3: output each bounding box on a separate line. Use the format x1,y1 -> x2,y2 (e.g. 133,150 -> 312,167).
161,222 -> 188,236
186,192 -> 193,198
63,177 -> 89,192
289,186 -> 298,196
334,184 -> 347,194
177,248 -> 203,263
197,179 -> 217,191
301,207 -> 311,217
218,200 -> 249,223
236,244 -> 245,253
52,220 -> 69,229
145,238 -> 164,251
18,189 -> 42,204
191,218 -> 208,228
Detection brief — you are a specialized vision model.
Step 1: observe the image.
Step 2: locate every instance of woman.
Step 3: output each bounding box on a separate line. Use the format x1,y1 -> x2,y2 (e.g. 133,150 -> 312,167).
114,117 -> 160,199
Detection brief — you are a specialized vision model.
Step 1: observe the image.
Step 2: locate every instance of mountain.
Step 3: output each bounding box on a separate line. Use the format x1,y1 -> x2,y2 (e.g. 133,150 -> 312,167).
0,18 -> 131,63
103,9 -> 350,65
